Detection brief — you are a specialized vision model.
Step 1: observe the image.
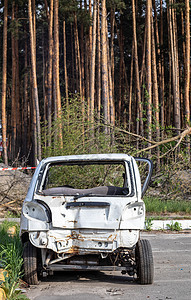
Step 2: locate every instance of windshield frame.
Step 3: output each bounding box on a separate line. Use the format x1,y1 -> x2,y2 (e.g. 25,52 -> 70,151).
36,160 -> 135,198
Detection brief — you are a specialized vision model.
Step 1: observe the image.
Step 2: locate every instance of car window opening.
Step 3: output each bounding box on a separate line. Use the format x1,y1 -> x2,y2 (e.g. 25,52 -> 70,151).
40,162 -> 131,197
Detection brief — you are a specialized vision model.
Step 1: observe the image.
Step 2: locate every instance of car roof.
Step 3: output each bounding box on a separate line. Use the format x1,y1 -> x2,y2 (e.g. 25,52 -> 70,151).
41,153 -> 132,164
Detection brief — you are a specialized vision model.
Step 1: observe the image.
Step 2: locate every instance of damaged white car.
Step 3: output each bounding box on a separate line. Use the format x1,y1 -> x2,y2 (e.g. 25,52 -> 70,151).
20,154 -> 154,285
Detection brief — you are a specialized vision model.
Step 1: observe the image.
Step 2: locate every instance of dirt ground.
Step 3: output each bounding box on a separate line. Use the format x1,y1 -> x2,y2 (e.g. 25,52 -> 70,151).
0,163 -> 32,217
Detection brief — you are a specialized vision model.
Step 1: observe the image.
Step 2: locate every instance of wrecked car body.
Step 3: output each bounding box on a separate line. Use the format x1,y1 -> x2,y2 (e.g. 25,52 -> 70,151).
20,154 -> 154,285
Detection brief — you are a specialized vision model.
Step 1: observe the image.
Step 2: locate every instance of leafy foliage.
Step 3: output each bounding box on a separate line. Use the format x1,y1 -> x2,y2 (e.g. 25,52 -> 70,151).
42,98 -> 119,157
0,222 -> 27,300
145,217 -> 153,231
166,221 -> 182,231
1,275 -> 29,300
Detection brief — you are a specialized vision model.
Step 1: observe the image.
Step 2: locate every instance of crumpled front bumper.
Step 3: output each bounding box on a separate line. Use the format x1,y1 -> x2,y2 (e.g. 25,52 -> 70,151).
29,228 -> 140,255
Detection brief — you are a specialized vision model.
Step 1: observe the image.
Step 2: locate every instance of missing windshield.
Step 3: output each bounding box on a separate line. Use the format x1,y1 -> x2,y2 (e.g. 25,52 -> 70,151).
40,161 -> 132,197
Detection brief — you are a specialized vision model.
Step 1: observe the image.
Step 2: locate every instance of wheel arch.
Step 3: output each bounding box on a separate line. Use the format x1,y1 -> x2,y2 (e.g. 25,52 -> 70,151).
21,232 -> 29,244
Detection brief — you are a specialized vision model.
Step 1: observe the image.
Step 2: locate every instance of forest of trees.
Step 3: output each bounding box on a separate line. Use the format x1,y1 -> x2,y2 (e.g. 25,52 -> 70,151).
0,0 -> 190,167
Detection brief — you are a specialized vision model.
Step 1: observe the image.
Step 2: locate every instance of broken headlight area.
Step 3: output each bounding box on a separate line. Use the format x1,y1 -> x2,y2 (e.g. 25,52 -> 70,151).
22,200 -> 51,223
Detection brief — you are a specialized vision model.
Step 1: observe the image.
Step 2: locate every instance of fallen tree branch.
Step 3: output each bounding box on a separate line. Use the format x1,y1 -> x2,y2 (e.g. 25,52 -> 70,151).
136,127 -> 191,154
105,123 -> 157,145
114,127 -> 157,145
0,199 -> 17,207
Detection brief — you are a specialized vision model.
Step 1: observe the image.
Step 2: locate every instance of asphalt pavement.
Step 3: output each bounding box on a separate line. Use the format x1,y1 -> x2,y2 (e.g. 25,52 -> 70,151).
25,232 -> 191,300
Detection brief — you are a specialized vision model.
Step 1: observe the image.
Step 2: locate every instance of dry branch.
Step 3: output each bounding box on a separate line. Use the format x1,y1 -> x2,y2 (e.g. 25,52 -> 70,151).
136,127 -> 191,154
104,122 -> 157,145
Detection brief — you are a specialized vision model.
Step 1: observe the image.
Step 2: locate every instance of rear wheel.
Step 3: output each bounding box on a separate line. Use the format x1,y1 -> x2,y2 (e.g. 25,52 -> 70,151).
135,239 -> 154,284
23,241 -> 39,285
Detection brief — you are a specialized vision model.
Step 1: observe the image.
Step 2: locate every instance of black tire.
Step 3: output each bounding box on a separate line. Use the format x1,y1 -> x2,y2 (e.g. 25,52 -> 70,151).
135,239 -> 154,284
23,241 -> 39,285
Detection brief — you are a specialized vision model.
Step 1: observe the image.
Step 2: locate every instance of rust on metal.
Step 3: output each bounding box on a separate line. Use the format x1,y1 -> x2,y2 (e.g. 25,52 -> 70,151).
68,246 -> 80,254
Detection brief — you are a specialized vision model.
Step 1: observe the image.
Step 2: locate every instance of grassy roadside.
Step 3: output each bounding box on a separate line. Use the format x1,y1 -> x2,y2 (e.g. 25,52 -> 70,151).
144,196 -> 191,216
0,221 -> 29,300
144,196 -> 191,230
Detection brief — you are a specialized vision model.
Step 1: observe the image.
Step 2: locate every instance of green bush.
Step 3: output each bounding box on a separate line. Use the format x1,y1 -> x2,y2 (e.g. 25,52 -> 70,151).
42,99 -> 120,158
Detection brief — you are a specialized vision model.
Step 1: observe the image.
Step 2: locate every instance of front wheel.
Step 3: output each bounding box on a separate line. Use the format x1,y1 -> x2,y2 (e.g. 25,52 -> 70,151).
23,241 -> 39,285
135,239 -> 154,284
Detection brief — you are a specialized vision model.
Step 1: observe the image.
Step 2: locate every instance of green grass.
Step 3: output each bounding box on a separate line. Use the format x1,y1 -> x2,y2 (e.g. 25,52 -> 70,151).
144,196 -> 191,215
0,221 -> 29,300
166,221 -> 182,231
4,211 -> 21,218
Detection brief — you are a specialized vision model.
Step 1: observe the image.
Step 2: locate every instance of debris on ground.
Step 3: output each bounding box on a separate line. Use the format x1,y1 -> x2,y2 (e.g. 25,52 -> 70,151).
0,163 -> 32,217
147,169 -> 191,201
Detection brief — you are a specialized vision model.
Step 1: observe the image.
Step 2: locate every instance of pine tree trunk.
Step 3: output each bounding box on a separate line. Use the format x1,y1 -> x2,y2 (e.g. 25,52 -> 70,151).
84,1 -> 89,121
74,13 -> 84,134
146,0 -> 152,143
63,20 -> 69,122
11,1 -> 16,161
106,18 -> 114,128
115,19 -> 129,123
70,23 -> 75,93
90,0 -> 97,125
80,3 -> 85,114
185,0 -> 190,124
110,7 -> 115,101
132,0 -> 143,136
1,0 -> 8,165
181,10 -> 186,68
89,0 -> 92,118
74,13 -> 82,97
160,0 -> 165,138
129,42 -> 134,132
118,37 -> 122,122
108,49 -> 115,127
74,18 -> 79,92
140,25 -> 147,86
180,10 -> 185,128
167,8 -> 172,127
42,29 -> 48,150
54,0 -> 63,144
153,0 -> 162,141
151,17 -> 160,167
32,0 -> 36,58
28,0 -> 42,162
53,56 -> 57,123
97,2 -> 101,122
15,4 -> 20,157
47,0 -> 53,147
30,69 -> 37,165
101,0 -> 109,131
23,30 -> 28,158
151,18 -> 160,136
185,0 -> 190,159
168,0 -> 181,132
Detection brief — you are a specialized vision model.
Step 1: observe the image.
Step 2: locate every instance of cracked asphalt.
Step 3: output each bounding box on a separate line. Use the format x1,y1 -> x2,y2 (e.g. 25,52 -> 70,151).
25,232 -> 191,300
